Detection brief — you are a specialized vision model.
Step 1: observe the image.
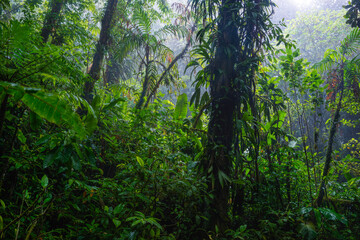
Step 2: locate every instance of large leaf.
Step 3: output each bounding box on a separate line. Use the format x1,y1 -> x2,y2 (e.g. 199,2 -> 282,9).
21,90 -> 86,138
78,97 -> 98,134
298,223 -> 317,240
1,82 -> 86,138
102,97 -> 126,111
318,208 -> 348,225
174,93 -> 188,120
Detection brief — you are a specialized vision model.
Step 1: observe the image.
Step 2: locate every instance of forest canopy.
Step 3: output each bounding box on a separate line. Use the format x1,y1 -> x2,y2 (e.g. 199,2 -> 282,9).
0,0 -> 360,239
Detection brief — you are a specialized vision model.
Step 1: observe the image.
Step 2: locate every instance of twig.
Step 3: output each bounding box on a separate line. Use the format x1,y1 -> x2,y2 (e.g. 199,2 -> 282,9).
0,189 -> 45,235
14,192 -> 25,240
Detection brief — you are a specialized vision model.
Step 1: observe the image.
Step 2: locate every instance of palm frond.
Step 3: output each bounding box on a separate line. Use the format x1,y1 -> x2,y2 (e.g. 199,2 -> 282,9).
340,28 -> 360,56
155,24 -> 188,39
133,9 -> 152,34
313,49 -> 341,72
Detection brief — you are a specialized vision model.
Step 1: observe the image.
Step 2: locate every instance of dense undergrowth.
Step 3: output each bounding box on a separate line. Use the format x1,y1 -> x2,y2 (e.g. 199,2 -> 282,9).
1,0 -> 360,239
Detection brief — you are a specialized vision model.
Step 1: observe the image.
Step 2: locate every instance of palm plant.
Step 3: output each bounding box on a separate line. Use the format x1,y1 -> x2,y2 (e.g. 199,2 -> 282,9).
120,8 -> 188,109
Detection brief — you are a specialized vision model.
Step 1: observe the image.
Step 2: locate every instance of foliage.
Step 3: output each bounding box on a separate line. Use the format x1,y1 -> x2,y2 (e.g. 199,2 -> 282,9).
285,9 -> 352,63
0,0 -> 359,240
344,0 -> 360,28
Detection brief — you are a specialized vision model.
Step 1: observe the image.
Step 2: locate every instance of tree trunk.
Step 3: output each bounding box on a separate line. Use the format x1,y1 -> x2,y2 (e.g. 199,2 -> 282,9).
41,0 -> 65,43
142,25 -> 195,109
203,0 -> 239,232
0,94 -> 9,139
315,82 -> 344,207
135,45 -> 150,110
83,0 -> 119,102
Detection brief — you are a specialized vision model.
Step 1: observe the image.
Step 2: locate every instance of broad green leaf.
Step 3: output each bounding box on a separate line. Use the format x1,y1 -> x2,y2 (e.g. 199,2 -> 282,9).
136,156 -> 144,167
277,110 -> 286,127
146,217 -> 163,230
68,179 -> 74,187
218,170 -> 231,188
264,121 -> 271,132
35,135 -> 53,146
174,93 -> 188,120
0,81 -> 25,103
194,137 -> 202,149
289,140 -> 297,148
194,117 -> 203,130
131,219 -> 142,227
91,94 -> 101,113
239,224 -> 247,232
300,207 -> 312,215
29,111 -> 42,130
79,98 -> 98,134
242,111 -> 253,122
114,204 -> 124,215
17,129 -> 26,144
299,222 -> 317,240
0,199 -> 5,209
43,151 -> 57,168
113,219 -> 122,228
41,175 -> 49,188
21,91 -> 86,138
314,208 -> 321,227
318,208 -> 348,225
102,97 -> 125,111
267,133 -> 275,145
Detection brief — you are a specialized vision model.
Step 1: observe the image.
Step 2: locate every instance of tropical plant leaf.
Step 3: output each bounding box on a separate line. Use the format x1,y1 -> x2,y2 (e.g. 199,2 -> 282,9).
1,82 -> 86,138
174,93 -> 188,120
22,91 -> 86,138
318,208 -> 348,225
102,97 -> 126,111
299,222 -> 317,240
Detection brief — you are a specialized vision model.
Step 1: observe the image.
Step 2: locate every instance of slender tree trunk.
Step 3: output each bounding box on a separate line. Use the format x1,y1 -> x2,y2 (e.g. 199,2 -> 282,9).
304,113 -> 318,189
135,45 -> 150,110
286,156 -> 291,204
286,99 -> 293,204
41,0 -> 65,43
142,25 -> 195,109
83,0 -> 119,102
203,0 -> 239,232
316,79 -> 344,207
0,94 -> 9,139
294,91 -> 313,203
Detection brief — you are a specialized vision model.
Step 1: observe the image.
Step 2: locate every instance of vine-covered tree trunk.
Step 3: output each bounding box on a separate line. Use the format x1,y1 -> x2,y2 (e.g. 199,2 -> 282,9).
203,0 -> 239,231
83,0 -> 119,102
41,0 -> 65,43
